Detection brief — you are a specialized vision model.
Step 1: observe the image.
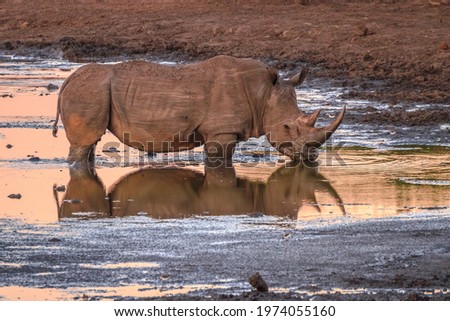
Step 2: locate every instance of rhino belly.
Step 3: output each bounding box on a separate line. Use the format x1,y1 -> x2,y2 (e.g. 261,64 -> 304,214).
108,103 -> 205,153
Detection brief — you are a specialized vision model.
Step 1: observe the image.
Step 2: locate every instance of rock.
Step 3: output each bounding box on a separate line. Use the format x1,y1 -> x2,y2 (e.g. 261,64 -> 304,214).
248,272 -> 269,292
6,144 -> 13,149
49,237 -> 62,242
359,25 -> 375,37
438,42 -> 448,50
47,83 -> 59,91
54,185 -> 66,192
29,156 -> 41,162
102,146 -> 119,153
1,94 -> 13,98
8,193 -> 22,199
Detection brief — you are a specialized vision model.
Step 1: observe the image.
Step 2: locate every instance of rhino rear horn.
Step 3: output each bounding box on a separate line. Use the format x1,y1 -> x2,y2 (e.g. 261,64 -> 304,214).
306,106 -> 346,147
289,68 -> 309,87
296,108 -> 321,127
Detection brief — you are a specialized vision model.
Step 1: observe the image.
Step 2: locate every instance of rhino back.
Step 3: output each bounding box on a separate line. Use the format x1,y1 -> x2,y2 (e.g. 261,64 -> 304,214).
109,61 -> 208,145
108,57 -> 271,145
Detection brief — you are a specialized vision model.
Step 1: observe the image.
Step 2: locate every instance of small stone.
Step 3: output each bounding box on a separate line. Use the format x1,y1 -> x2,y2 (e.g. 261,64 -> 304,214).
102,146 -> 119,153
6,144 -> 13,149
29,156 -> 41,162
438,42 -> 448,51
248,272 -> 269,292
54,185 -> 66,192
47,83 -> 59,91
49,237 -> 61,242
407,292 -> 419,301
8,193 -> 22,199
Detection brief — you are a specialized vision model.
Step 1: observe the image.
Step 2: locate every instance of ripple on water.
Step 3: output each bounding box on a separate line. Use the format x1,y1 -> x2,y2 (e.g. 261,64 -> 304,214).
397,178 -> 450,186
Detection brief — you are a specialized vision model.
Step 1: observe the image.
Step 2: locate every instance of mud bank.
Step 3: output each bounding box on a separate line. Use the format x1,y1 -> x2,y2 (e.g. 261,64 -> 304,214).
1,1 -> 449,104
1,212 -> 449,301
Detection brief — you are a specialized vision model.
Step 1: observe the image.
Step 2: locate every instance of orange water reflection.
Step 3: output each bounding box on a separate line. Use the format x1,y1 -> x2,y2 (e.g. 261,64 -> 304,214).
0,284 -> 224,301
1,149 -> 448,224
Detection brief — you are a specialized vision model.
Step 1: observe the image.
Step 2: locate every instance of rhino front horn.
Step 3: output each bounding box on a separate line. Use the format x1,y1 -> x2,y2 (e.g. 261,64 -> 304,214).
307,106 -> 346,147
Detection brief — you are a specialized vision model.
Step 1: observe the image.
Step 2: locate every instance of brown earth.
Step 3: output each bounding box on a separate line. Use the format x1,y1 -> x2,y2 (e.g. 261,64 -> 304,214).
1,0 -> 449,104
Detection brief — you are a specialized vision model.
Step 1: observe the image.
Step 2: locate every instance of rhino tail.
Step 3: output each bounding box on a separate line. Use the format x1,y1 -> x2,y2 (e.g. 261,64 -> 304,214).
53,70 -> 78,137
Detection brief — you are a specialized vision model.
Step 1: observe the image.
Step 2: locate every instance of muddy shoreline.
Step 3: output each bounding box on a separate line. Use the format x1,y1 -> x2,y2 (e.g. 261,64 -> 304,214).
2,212 -> 449,301
1,1 -> 449,104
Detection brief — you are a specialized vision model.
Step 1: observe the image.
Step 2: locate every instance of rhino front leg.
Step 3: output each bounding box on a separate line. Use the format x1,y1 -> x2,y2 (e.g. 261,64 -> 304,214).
204,134 -> 237,168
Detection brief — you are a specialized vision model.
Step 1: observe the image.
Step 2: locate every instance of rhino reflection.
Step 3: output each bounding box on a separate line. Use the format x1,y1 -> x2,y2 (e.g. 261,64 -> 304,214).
56,164 -> 344,219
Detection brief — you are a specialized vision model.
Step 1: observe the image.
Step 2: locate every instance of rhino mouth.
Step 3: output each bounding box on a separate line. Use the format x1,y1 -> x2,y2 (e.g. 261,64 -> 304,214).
280,142 -> 319,162
279,142 -> 294,159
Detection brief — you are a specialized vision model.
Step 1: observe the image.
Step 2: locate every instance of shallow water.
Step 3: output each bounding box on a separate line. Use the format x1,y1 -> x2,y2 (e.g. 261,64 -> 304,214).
0,54 -> 449,300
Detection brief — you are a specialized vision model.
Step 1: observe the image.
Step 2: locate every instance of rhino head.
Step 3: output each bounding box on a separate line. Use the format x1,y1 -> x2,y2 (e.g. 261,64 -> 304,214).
263,68 -> 345,162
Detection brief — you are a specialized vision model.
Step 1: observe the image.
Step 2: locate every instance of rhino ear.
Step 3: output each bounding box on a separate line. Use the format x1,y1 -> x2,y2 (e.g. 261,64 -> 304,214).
267,66 -> 279,85
289,68 -> 309,87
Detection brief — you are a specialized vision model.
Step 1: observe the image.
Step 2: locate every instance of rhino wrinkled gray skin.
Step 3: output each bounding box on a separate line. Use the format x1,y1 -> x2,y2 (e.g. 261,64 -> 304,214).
53,55 -> 345,166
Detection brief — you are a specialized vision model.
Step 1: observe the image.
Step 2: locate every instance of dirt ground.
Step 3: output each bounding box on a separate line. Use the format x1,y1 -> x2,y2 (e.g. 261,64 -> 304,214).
1,0 -> 449,104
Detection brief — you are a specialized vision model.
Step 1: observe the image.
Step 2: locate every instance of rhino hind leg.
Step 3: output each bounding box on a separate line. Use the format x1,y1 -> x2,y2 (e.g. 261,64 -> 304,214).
68,144 -> 96,167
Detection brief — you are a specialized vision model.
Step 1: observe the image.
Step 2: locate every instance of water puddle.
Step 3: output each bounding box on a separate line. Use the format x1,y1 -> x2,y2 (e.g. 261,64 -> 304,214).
0,284 -> 224,301
1,149 -> 448,224
79,262 -> 160,269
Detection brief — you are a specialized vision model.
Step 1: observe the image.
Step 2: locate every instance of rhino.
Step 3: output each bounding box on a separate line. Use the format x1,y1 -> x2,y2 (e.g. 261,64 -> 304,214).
52,55 -> 345,166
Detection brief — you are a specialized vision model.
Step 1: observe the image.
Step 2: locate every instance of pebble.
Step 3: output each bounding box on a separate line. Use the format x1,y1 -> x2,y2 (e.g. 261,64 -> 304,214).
8,193 -> 22,199
54,185 -> 66,192
47,83 -> 59,91
248,272 -> 269,292
102,146 -> 120,153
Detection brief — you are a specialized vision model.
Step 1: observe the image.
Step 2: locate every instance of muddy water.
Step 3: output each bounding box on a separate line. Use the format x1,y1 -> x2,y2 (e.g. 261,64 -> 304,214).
0,55 -> 449,300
